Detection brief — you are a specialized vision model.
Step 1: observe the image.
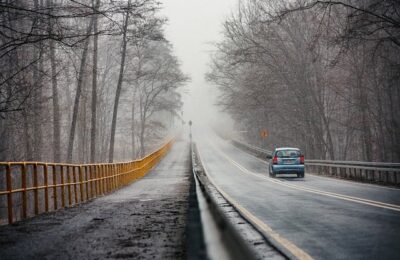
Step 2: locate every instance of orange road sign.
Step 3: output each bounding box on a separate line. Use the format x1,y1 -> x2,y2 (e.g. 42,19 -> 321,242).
260,130 -> 268,138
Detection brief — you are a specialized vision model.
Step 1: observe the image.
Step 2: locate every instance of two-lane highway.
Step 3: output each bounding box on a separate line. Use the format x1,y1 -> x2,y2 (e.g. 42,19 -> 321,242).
195,131 -> 400,259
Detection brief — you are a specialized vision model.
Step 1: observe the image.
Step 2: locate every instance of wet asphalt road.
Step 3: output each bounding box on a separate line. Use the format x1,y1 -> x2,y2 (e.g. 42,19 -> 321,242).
195,131 -> 400,260
0,141 -> 190,260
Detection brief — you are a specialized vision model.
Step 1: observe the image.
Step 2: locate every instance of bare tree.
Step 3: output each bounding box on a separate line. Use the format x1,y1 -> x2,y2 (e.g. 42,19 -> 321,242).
0,0 -> 186,164
67,17 -> 95,163
208,0 -> 400,161
108,0 -> 163,162
90,0 -> 101,163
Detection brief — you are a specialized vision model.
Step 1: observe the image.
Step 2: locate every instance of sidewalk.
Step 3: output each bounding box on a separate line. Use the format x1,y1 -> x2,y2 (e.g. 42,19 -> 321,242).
0,141 -> 191,260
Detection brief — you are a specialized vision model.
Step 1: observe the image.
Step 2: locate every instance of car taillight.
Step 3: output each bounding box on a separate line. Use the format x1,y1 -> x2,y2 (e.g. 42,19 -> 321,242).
273,156 -> 278,164
300,155 -> 304,164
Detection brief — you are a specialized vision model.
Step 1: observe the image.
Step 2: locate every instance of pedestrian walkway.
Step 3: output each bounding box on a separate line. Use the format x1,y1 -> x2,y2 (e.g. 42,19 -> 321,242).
0,141 -> 191,260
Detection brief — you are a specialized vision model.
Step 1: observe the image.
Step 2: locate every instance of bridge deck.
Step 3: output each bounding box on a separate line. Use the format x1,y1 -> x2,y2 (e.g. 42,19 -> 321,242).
195,130 -> 400,259
0,141 -> 190,259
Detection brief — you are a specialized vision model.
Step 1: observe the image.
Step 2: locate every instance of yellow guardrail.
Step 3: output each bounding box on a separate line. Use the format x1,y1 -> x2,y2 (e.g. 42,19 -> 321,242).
0,139 -> 174,225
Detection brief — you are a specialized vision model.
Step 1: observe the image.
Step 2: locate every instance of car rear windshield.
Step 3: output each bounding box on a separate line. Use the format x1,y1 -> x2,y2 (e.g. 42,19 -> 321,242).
276,150 -> 301,158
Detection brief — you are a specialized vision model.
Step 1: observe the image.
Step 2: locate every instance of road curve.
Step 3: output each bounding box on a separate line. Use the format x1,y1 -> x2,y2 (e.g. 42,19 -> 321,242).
195,131 -> 400,260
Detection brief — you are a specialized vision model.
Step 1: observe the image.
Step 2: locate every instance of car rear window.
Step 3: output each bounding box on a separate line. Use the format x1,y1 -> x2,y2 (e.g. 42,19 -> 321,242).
276,150 -> 300,158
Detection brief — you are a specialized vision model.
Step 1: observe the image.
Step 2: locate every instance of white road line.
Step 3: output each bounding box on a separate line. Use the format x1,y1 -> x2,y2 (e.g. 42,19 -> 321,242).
196,144 -> 314,260
210,142 -> 400,212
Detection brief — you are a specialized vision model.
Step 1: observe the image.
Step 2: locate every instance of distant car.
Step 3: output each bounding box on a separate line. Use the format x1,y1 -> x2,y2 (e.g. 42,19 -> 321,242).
268,147 -> 304,178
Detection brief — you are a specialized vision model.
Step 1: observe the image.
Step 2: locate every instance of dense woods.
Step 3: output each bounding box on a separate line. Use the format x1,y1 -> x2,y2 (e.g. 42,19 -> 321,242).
0,0 -> 187,163
207,0 -> 400,162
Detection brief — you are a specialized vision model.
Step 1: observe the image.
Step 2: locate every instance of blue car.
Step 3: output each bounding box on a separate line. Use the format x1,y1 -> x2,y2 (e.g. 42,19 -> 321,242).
268,147 -> 305,178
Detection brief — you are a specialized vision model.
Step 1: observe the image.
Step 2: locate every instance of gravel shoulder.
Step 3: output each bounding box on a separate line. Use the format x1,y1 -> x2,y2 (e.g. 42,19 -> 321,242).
0,140 -> 190,260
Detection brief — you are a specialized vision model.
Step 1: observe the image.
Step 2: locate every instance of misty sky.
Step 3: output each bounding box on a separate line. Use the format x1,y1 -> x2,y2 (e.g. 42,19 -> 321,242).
160,0 -> 236,126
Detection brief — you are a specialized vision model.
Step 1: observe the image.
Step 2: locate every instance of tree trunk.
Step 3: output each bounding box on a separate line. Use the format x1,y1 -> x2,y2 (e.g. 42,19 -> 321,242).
140,122 -> 145,158
131,99 -> 136,158
32,0 -> 43,161
67,20 -> 94,163
47,0 -> 61,162
49,39 -> 60,162
90,0 -> 100,163
23,109 -> 33,161
139,95 -> 146,158
109,8 -> 130,163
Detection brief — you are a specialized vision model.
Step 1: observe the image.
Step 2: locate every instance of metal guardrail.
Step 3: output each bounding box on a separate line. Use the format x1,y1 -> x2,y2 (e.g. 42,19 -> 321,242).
305,159 -> 400,168
0,140 -> 174,225
231,139 -> 400,185
191,142 -> 257,260
231,139 -> 273,157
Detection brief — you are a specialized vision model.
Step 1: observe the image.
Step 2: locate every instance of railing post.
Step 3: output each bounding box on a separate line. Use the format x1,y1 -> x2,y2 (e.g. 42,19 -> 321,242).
112,165 -> 116,190
105,165 -> 108,194
98,165 -> 102,195
108,164 -> 113,192
110,165 -> 114,190
89,165 -> 94,199
110,165 -> 113,191
44,164 -> 49,212
116,164 -> 120,188
115,164 -> 118,189
93,164 -> 100,197
85,166 -> 89,201
52,165 -> 58,210
115,164 -> 117,189
6,164 -> 13,224
103,165 -> 107,193
101,164 -> 107,195
33,163 -> 39,215
73,166 -> 78,204
67,166 -> 72,206
60,166 -> 65,208
21,163 -> 27,220
101,165 -> 105,195
92,165 -> 95,198
79,166 -> 84,202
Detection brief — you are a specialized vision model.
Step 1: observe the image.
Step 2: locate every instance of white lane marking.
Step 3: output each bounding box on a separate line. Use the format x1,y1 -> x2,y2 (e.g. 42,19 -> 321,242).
209,142 -> 400,212
196,144 -> 314,260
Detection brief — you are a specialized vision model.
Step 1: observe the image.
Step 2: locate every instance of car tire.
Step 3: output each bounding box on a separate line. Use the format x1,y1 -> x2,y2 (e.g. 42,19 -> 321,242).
298,173 -> 304,178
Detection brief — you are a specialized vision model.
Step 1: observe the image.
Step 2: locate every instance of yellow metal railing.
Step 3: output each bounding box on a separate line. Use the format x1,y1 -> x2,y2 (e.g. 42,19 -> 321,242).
0,139 -> 174,225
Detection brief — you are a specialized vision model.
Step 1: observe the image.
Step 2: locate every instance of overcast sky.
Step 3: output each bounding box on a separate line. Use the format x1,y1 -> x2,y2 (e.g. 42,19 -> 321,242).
160,0 -> 236,127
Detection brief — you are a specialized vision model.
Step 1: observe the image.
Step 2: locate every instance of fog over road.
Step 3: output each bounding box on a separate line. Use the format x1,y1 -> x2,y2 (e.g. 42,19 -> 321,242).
194,129 -> 400,259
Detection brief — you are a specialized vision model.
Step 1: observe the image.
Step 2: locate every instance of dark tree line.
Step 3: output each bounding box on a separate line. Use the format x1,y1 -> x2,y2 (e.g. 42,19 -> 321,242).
0,0 -> 187,163
208,0 -> 400,162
